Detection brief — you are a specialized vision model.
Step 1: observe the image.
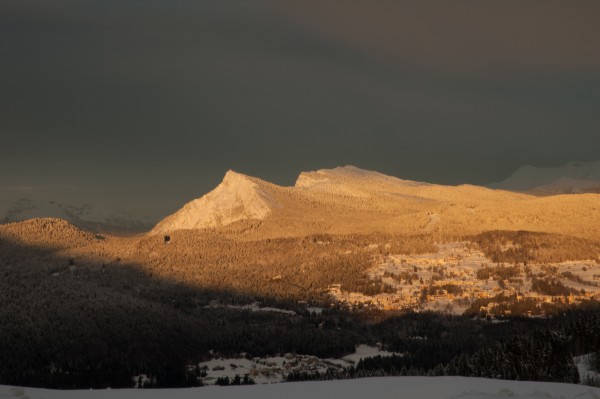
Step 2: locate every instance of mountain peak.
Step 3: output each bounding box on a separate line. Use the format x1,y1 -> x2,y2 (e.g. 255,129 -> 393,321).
295,165 -> 426,194
150,170 -> 279,235
222,169 -> 251,183
329,165 -> 373,174
296,165 -> 382,187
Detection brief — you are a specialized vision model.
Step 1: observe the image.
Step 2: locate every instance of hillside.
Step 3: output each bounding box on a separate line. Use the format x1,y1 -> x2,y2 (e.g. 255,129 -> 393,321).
0,190 -> 152,235
3,166 -> 600,390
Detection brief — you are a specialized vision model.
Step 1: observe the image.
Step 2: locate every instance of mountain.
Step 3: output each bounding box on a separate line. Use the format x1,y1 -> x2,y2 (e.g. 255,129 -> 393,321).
150,170 -> 282,234
148,165 -> 462,236
149,165 -> 600,239
0,188 -> 152,235
295,165 -> 428,197
3,167 -> 600,392
490,161 -> 600,194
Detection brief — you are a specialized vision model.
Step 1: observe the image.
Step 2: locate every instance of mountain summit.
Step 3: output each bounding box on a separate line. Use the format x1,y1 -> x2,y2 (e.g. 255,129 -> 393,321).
296,165 -> 427,197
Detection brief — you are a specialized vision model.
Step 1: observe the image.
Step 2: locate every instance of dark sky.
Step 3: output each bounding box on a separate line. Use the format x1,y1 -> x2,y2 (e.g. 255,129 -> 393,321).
2,0 -> 600,219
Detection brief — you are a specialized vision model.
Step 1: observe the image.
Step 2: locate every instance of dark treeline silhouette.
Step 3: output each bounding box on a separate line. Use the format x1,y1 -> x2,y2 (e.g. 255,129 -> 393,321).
0,236 -> 363,388
287,307 -> 600,385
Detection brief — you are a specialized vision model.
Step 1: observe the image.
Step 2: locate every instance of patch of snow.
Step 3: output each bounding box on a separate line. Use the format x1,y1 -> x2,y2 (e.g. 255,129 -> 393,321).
574,353 -> 600,386
2,377 -> 600,399
197,353 -> 342,385
205,302 -> 296,315
196,345 -> 399,384
338,344 -> 401,364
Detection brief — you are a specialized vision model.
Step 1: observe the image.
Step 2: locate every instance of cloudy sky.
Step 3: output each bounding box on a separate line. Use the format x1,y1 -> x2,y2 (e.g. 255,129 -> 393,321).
1,0 -> 599,221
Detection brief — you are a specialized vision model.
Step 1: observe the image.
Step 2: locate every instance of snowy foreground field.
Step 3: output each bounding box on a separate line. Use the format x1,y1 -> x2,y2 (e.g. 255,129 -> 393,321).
2,377 -> 600,399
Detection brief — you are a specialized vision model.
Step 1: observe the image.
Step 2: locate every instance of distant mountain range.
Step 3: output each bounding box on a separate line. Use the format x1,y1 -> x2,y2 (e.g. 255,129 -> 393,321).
2,163 -> 599,235
0,189 -> 152,235
489,161 -> 600,194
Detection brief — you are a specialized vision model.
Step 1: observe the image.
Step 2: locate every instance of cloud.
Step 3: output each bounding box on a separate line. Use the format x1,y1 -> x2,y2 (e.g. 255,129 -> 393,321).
0,0 -> 599,219
260,0 -> 600,74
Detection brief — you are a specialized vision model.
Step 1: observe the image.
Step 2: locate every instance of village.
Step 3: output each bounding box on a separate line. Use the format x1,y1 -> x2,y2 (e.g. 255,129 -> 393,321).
328,242 -> 600,316
185,345 -> 400,386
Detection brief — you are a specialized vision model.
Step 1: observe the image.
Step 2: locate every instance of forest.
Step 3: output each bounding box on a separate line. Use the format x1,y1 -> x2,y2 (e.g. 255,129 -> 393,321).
469,230 -> 600,265
289,307 -> 600,385
2,221 -> 600,388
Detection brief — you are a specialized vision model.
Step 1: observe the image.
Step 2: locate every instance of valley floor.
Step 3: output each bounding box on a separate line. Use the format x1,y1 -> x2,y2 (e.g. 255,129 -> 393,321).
2,377 -> 599,399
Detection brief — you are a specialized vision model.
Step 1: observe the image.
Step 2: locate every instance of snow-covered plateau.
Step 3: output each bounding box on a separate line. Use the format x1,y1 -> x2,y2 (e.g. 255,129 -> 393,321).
2,377 -> 599,399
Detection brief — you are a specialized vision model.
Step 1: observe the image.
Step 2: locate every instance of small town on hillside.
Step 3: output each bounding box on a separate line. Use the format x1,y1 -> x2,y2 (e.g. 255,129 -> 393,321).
328,242 -> 600,317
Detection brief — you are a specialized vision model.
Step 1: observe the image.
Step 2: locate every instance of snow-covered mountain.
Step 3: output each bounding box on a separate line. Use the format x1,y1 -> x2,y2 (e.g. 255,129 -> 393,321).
296,165 -> 428,197
490,161 -> 600,194
149,165 -> 438,235
150,170 -> 282,234
9,165 -> 593,237
148,164 -> 599,238
0,188 -> 152,235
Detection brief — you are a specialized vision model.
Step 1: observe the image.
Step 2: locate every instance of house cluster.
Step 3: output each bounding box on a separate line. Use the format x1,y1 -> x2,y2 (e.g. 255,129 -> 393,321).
328,242 -> 600,315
